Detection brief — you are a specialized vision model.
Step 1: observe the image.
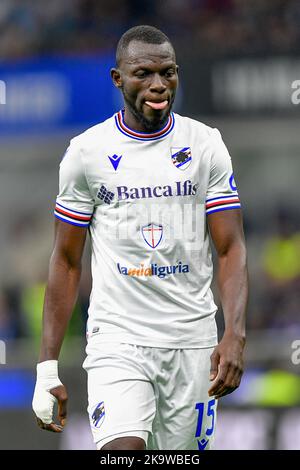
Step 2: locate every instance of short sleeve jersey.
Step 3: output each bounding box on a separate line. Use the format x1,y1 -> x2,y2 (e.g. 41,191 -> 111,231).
54,111 -> 241,348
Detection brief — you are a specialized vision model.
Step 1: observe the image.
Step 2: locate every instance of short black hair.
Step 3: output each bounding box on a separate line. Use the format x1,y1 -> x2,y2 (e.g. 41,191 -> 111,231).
116,25 -> 173,66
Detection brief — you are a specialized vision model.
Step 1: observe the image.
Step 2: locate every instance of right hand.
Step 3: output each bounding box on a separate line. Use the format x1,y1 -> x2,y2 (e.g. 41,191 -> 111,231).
32,360 -> 68,432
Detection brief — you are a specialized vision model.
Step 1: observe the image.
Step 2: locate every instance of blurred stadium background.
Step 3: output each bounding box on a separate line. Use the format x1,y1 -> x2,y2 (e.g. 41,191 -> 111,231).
1,0 -> 300,450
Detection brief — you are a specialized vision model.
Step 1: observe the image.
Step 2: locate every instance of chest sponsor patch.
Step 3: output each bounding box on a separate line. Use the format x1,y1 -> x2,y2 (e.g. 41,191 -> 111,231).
117,261 -> 189,279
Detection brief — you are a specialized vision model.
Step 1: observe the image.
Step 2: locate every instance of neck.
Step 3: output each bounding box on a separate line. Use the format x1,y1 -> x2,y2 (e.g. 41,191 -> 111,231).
123,106 -> 169,133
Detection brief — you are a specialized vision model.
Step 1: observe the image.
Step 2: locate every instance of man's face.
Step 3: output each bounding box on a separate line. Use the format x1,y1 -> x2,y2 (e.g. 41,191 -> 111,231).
111,40 -> 178,131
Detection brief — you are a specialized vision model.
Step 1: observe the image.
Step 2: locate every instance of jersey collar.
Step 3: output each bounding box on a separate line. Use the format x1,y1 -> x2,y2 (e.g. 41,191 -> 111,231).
115,109 -> 175,141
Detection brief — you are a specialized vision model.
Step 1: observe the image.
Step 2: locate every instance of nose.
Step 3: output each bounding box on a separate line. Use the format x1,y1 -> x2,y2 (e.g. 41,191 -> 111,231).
149,73 -> 167,93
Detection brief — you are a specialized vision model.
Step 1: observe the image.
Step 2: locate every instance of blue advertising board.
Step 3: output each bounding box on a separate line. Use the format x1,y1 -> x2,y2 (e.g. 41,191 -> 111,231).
0,54 -> 123,135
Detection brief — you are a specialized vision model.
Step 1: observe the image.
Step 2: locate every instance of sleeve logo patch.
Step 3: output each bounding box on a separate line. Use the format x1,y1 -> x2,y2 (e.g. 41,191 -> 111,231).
229,173 -> 237,191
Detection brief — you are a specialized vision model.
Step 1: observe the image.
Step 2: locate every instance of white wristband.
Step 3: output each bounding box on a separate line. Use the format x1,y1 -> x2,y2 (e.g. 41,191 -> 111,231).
32,360 -> 63,424
36,360 -> 60,387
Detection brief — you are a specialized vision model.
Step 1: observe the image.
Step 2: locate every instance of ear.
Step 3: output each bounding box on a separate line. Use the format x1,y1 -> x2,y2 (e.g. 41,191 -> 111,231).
111,68 -> 122,89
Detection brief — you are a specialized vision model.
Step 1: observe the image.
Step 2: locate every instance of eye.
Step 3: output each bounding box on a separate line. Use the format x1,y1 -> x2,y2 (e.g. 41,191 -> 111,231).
165,69 -> 176,78
135,70 -> 148,78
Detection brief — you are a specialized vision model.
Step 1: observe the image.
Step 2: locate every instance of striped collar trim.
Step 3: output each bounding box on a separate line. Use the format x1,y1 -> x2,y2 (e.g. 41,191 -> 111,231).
115,110 -> 175,141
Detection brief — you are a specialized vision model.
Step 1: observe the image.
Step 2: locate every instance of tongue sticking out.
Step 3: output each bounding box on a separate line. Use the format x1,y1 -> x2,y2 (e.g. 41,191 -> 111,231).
145,100 -> 168,110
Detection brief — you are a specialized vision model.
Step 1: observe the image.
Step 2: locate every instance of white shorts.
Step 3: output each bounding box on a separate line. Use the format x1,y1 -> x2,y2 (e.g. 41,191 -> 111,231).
82,342 -> 217,450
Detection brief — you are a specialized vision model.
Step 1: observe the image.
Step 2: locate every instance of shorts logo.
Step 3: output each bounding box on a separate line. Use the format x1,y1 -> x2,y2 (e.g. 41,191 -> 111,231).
141,223 -> 163,249
197,438 -> 209,450
91,401 -> 105,428
171,147 -> 192,170
97,185 -> 115,204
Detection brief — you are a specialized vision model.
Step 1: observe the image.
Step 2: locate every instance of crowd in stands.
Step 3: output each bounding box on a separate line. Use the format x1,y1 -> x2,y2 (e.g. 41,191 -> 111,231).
0,0 -> 299,60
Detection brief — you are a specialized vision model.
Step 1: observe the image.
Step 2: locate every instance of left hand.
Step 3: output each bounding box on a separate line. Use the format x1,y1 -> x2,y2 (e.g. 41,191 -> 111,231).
208,333 -> 245,400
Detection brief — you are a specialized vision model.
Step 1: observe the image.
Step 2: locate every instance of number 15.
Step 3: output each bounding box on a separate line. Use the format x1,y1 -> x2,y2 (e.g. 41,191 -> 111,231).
195,399 -> 216,438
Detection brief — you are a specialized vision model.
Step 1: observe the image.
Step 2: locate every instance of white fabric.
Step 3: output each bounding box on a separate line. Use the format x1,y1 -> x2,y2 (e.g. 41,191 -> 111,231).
83,341 -> 218,450
96,431 -> 148,450
32,360 -> 63,424
55,112 -> 240,348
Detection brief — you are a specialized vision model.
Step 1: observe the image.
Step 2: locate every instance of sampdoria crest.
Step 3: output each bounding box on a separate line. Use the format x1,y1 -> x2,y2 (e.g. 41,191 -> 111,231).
171,147 -> 192,170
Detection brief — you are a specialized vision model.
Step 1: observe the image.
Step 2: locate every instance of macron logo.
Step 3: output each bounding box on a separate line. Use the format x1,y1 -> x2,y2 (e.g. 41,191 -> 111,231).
197,438 -> 209,450
108,154 -> 122,171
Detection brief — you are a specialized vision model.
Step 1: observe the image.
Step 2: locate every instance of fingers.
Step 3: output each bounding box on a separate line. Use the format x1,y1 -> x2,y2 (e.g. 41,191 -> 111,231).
208,361 -> 229,397
209,350 -> 220,381
34,385 -> 68,432
214,387 -> 236,400
58,401 -> 67,427
213,365 -> 236,399
50,385 -> 68,427
209,363 -> 243,399
36,417 -> 63,433
32,386 -> 57,426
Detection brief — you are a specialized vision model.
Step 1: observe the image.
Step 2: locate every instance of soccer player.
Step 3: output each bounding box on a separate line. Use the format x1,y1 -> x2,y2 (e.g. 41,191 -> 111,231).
32,25 -> 248,450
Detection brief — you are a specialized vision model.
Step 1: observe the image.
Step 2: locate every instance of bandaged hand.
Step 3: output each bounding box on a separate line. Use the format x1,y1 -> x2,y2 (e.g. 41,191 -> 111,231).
32,360 -> 68,432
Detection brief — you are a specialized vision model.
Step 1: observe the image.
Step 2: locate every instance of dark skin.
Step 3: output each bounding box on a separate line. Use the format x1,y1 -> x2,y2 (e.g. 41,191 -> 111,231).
207,210 -> 247,399
111,40 -> 178,132
35,40 -> 248,450
36,220 -> 86,433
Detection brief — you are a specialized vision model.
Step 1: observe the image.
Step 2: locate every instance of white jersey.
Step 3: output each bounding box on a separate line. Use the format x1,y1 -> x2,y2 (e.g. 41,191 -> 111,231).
55,111 -> 241,348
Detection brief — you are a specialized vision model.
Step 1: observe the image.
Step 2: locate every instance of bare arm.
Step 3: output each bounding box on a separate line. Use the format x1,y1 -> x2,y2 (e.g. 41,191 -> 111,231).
39,219 -> 88,361
33,135 -> 93,433
207,209 -> 248,399
33,219 -> 87,433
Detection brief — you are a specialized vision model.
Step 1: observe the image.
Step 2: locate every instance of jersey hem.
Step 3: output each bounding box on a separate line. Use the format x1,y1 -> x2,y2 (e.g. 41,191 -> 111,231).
87,333 -> 218,349
96,430 -> 149,449
91,424 -> 152,443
